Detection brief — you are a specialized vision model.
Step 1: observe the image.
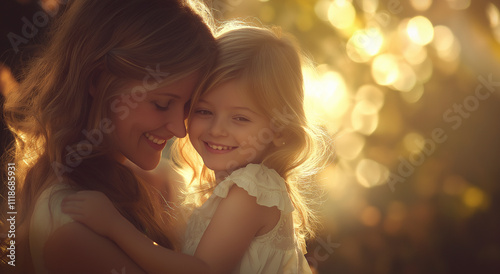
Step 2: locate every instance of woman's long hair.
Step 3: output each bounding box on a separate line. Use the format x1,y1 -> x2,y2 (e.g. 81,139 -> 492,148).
1,0 -> 217,268
172,24 -> 332,250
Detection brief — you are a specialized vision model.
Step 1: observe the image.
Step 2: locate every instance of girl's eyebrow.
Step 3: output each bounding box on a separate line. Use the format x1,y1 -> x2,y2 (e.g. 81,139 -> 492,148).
197,99 -> 262,116
232,106 -> 260,116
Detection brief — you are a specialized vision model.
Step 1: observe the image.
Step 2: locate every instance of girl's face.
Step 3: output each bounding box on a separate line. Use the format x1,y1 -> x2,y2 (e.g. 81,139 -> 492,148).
108,73 -> 199,170
188,79 -> 279,174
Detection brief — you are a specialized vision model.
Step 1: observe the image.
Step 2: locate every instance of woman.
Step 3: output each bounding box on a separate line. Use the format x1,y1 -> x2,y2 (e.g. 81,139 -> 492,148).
1,0 -> 216,273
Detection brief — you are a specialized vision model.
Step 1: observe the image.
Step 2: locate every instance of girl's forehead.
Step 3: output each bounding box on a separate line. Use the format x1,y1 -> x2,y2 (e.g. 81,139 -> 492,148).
201,79 -> 251,102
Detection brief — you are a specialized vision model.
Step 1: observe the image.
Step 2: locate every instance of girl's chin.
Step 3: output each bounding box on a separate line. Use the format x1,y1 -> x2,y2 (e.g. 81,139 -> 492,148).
206,162 -> 246,174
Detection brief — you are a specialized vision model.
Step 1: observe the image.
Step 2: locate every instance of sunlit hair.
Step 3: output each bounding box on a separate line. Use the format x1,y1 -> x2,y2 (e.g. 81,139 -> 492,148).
172,23 -> 331,249
1,0 -> 216,266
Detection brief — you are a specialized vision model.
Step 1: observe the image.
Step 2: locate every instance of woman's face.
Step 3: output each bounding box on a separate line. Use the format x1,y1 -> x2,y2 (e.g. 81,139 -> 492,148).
108,73 -> 199,170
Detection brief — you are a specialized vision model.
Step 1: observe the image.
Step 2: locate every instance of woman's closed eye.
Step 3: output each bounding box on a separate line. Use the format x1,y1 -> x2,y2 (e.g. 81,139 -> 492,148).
154,100 -> 172,111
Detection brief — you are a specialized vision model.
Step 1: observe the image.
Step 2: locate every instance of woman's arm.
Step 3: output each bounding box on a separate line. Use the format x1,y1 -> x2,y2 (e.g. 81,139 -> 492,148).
62,186 -> 278,274
43,221 -> 146,274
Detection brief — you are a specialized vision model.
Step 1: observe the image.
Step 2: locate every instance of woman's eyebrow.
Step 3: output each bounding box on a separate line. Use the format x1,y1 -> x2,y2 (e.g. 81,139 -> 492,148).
153,93 -> 181,99
197,98 -> 211,104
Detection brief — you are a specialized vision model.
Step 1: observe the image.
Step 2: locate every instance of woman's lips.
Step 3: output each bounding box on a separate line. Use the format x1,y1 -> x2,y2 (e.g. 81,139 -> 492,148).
145,132 -> 168,150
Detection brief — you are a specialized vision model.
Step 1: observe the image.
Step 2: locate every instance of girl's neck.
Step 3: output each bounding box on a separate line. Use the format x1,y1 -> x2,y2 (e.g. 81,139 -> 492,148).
214,170 -> 231,184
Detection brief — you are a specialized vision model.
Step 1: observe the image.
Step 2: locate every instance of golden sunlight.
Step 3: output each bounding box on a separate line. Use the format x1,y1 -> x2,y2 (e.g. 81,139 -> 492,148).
407,16 -> 434,46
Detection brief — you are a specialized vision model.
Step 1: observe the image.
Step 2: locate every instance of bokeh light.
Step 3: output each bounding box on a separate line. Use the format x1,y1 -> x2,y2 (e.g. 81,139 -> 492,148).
462,186 -> 486,209
359,0 -> 378,13
328,0 -> 356,29
447,0 -> 471,10
486,3 -> 500,43
351,100 -> 379,135
371,53 -> 399,86
409,0 -> 433,11
403,132 -> 425,154
392,61 -> 417,92
346,27 -> 384,63
335,130 -> 365,160
360,205 -> 381,226
356,158 -> 390,188
407,16 -> 434,46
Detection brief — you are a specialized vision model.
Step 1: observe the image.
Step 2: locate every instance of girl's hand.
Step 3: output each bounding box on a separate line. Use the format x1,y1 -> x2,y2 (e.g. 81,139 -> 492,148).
61,191 -> 126,237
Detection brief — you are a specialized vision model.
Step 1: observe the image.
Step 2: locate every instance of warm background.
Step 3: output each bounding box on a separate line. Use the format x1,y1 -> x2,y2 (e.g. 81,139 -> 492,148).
217,0 -> 500,273
2,0 -> 500,273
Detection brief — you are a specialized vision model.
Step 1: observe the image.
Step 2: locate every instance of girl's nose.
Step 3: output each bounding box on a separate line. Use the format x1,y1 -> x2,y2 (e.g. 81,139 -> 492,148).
208,117 -> 228,137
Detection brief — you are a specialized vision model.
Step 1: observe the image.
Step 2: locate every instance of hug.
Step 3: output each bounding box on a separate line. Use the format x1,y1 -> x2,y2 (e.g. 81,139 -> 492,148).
1,0 -> 329,273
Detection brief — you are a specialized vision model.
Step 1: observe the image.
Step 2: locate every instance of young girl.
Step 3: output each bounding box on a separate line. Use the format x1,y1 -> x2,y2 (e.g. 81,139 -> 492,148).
62,25 -> 329,274
1,0 -> 216,273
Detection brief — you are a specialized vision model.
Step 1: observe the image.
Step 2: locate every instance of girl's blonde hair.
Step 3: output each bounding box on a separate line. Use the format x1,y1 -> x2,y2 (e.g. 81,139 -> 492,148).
1,0 -> 216,266
173,23 -> 331,248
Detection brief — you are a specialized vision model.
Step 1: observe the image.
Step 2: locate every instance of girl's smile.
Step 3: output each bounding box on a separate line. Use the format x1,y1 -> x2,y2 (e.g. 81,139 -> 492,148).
204,141 -> 238,153
188,78 -> 279,174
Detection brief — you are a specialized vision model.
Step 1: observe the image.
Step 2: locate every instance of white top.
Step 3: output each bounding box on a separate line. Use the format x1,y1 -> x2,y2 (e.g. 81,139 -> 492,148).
30,183 -> 76,274
182,164 -> 312,274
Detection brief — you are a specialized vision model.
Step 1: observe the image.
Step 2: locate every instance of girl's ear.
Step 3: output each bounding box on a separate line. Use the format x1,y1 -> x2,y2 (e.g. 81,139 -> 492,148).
272,132 -> 286,147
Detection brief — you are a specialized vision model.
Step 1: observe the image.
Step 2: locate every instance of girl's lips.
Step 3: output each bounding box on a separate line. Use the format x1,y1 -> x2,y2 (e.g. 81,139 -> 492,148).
204,141 -> 237,154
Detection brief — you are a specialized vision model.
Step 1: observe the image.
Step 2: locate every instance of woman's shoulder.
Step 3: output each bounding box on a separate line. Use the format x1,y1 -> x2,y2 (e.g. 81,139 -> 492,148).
214,164 -> 294,213
30,181 -> 146,273
30,181 -> 78,273
32,182 -> 76,224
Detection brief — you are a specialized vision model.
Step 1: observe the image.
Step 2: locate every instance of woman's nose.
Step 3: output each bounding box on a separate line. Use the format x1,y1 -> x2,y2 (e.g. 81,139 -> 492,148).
166,106 -> 187,138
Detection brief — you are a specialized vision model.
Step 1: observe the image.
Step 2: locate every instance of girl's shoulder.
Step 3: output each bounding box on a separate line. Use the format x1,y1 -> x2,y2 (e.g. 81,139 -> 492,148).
213,164 -> 294,213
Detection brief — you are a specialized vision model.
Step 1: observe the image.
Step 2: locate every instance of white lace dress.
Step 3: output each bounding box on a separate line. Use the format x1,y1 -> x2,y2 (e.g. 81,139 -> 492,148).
182,164 -> 312,274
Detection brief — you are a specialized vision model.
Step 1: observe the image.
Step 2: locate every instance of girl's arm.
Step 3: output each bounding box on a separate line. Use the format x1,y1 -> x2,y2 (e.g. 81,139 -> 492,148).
62,186 -> 277,274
